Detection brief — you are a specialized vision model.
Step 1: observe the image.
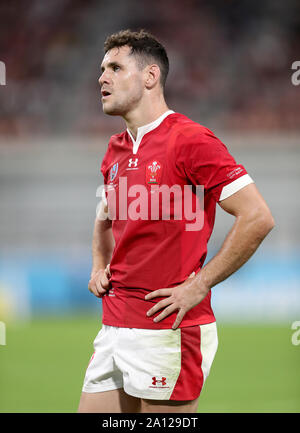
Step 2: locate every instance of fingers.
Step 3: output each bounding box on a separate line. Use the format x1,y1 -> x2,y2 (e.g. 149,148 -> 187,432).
145,288 -> 178,325
100,272 -> 110,290
88,268 -> 111,298
145,288 -> 172,301
146,298 -> 172,317
88,279 -> 103,298
172,309 -> 186,330
147,301 -> 186,330
105,264 -> 111,278
145,280 -> 193,327
144,273 -> 195,301
152,304 -> 178,323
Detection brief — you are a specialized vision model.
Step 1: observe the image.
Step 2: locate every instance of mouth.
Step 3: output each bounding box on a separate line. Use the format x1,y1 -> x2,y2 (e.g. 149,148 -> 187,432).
101,90 -> 111,99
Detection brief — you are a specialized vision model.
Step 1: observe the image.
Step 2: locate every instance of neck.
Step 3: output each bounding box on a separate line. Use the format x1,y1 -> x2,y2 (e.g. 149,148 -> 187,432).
124,93 -> 169,140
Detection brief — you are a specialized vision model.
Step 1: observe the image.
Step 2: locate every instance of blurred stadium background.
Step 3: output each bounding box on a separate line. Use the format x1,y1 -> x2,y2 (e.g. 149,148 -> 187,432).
0,0 -> 299,413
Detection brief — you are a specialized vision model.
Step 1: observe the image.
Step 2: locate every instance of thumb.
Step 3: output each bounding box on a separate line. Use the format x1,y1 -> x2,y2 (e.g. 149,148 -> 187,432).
105,264 -> 111,278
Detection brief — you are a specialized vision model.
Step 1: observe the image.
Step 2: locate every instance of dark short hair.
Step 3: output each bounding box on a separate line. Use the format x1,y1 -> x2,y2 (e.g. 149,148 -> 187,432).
104,29 -> 169,89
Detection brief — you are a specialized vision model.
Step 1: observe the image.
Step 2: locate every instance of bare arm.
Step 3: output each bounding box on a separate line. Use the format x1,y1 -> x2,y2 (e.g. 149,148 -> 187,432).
88,202 -> 114,298
145,183 -> 275,328
199,183 -> 275,289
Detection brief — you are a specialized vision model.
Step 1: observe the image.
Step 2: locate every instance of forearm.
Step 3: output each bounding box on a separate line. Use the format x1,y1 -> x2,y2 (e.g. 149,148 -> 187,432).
145,184 -> 275,329
198,212 -> 274,290
91,217 -> 114,277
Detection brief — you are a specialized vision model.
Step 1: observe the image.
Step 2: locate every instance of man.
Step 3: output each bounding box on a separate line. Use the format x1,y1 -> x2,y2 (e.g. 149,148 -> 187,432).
78,29 -> 274,413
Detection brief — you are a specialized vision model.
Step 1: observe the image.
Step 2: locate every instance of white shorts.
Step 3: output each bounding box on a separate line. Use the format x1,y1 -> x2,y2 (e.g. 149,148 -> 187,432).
82,322 -> 218,401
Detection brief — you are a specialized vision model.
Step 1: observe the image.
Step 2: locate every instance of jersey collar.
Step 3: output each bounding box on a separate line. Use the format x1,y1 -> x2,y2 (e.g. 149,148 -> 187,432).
127,110 -> 174,154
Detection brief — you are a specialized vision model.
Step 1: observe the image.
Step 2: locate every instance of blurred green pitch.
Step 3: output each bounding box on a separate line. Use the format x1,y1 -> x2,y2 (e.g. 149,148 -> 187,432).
0,315 -> 299,413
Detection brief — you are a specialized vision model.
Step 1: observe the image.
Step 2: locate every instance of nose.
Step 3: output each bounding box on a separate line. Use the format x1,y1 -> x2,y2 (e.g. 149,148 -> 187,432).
98,70 -> 109,87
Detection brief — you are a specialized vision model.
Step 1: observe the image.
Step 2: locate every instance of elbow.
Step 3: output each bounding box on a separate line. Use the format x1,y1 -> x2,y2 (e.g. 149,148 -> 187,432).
263,214 -> 275,236
255,209 -> 275,238
268,213 -> 275,231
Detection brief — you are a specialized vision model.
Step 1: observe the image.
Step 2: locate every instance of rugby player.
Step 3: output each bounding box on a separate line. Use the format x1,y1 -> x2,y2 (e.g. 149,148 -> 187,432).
78,29 -> 274,413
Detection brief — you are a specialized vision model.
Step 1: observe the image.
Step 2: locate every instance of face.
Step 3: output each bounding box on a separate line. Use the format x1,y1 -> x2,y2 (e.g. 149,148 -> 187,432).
99,45 -> 145,116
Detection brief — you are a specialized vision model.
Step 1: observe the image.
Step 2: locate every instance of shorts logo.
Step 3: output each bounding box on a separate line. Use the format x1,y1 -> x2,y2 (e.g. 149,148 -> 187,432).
146,160 -> 162,184
149,376 -> 169,389
110,163 -> 119,182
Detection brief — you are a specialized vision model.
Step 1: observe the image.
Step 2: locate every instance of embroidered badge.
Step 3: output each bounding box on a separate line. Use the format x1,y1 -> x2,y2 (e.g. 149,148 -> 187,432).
110,162 -> 119,182
146,160 -> 162,184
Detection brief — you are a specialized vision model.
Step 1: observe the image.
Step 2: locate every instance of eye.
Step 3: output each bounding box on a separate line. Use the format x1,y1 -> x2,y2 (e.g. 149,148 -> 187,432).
113,65 -> 120,72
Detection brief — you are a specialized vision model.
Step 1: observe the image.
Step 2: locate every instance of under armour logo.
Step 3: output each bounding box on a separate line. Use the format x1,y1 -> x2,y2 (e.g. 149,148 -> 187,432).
128,158 -> 138,168
152,376 -> 167,386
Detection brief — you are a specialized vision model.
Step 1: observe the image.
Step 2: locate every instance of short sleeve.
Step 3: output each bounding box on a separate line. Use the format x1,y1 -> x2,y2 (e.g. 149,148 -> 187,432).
100,147 -> 111,207
100,158 -> 108,184
178,127 -> 253,202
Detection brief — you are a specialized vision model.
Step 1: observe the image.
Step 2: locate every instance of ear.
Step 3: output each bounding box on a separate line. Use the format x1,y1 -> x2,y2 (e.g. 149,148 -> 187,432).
144,64 -> 161,89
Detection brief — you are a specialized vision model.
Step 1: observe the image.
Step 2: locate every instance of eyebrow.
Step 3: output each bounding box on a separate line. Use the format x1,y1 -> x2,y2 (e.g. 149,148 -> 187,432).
100,61 -> 122,72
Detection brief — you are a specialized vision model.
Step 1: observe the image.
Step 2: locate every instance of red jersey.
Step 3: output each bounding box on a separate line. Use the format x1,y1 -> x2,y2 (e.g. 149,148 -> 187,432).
100,111 -> 253,329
